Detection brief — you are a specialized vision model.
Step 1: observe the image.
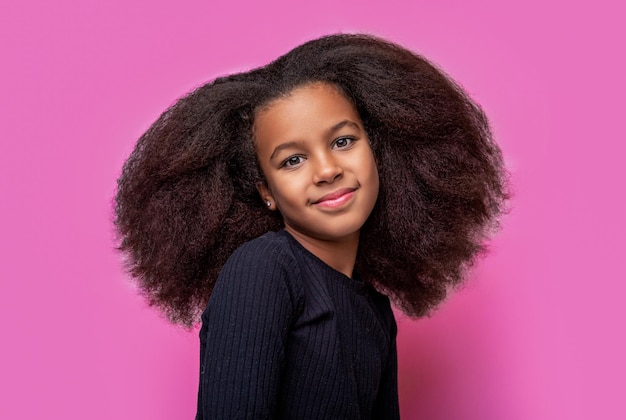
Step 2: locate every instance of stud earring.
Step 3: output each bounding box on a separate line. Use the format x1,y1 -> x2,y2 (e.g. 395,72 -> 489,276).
266,201 -> 271,208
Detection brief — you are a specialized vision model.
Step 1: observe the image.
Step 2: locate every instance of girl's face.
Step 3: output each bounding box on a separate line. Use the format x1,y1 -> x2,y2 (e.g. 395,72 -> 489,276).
254,82 -> 379,244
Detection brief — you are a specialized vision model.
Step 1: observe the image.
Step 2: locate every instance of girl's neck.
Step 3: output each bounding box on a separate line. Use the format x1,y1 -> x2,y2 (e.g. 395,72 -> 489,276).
284,228 -> 359,278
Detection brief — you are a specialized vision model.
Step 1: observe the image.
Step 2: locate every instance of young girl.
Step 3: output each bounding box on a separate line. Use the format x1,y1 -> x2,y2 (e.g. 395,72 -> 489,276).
115,34 -> 508,419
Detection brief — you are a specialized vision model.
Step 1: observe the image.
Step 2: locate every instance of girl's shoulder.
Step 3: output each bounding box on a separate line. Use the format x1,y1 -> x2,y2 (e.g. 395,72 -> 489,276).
200,231 -> 305,337
215,230 -> 305,304
227,230 -> 297,268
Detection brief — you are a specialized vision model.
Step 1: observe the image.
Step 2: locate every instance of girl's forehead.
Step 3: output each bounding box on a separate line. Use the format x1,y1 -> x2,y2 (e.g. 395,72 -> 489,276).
257,82 -> 351,115
253,83 -> 361,140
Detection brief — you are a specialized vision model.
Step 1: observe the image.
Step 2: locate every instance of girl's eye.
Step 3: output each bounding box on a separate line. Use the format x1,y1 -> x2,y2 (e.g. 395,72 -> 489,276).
333,137 -> 354,149
282,156 -> 305,168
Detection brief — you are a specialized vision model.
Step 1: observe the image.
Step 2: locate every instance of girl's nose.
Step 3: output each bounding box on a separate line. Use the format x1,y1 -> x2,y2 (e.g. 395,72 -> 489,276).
312,153 -> 343,184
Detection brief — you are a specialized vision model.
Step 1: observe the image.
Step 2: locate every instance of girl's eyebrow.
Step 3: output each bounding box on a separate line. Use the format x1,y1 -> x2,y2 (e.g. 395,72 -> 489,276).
327,120 -> 359,135
269,120 -> 360,160
270,141 -> 301,160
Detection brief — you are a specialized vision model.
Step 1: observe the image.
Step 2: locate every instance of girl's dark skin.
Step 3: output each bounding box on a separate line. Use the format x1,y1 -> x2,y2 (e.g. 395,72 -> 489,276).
254,82 -> 380,278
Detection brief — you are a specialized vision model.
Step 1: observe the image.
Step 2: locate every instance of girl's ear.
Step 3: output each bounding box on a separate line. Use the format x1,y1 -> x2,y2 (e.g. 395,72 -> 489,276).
256,181 -> 276,211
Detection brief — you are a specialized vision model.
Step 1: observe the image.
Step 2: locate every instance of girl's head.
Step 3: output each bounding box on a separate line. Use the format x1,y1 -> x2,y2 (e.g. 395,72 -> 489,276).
254,82 -> 379,245
115,34 -> 508,326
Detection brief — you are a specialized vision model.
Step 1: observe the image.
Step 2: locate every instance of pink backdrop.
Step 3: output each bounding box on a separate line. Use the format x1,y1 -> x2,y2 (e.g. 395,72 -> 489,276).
1,0 -> 624,418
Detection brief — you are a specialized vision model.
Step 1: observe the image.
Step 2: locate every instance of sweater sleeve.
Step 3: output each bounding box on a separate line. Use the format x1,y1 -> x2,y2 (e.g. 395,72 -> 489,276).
372,316 -> 400,419
197,240 -> 298,419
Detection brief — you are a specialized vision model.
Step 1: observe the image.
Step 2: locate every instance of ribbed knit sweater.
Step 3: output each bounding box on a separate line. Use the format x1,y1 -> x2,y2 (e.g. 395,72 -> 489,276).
196,230 -> 399,419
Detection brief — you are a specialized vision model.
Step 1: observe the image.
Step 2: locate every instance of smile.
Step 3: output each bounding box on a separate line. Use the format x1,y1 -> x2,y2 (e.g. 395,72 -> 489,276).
313,188 -> 356,208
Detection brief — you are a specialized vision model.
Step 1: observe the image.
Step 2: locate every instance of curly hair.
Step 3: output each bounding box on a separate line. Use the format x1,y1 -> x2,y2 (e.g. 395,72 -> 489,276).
115,34 -> 508,326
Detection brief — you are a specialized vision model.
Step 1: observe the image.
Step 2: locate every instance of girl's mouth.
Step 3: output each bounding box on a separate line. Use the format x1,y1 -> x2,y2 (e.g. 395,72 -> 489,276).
313,188 -> 356,208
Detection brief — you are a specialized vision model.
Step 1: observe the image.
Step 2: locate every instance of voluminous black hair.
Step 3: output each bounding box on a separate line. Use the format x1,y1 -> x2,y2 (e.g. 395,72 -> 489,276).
115,34 -> 509,326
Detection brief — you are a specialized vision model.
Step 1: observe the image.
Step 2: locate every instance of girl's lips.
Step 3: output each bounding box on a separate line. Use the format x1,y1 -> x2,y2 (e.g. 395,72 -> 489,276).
313,188 -> 356,207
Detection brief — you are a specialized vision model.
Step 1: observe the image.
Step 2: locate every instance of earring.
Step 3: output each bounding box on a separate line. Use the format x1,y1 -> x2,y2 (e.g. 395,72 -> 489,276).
266,201 -> 271,208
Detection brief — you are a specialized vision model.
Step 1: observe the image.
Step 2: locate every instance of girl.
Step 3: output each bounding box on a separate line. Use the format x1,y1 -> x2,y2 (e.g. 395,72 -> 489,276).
115,34 -> 508,419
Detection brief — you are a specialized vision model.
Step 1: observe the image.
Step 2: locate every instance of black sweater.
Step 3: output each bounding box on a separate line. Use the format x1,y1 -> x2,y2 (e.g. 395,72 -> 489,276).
196,230 -> 399,419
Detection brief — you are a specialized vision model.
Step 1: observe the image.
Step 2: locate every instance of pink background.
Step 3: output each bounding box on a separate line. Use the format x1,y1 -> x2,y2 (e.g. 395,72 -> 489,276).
1,0 -> 624,418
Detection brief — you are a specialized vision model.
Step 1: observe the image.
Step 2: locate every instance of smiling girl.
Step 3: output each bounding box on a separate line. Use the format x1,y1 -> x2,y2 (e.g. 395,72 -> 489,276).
115,34 -> 508,419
